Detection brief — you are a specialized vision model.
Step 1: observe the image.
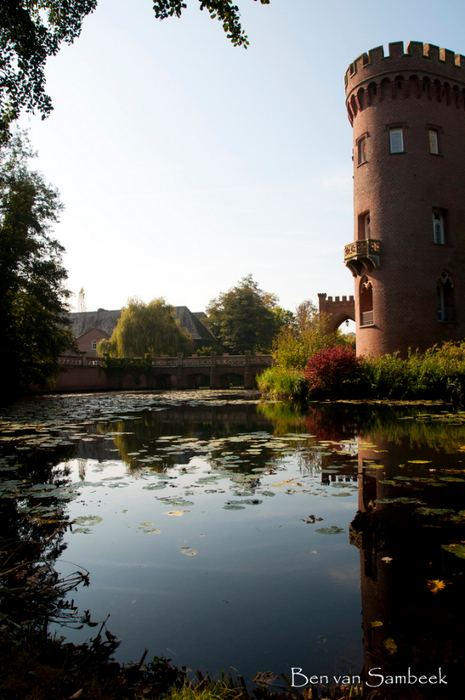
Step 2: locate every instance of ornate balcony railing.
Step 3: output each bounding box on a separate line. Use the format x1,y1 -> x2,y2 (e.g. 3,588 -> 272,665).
344,239 -> 380,276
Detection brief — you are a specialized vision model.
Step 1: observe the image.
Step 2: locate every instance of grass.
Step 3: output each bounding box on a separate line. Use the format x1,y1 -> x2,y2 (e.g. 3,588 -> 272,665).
256,366 -> 307,398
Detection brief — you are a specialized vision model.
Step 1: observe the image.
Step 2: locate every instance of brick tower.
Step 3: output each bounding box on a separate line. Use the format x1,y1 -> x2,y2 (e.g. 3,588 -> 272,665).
344,41 -> 465,356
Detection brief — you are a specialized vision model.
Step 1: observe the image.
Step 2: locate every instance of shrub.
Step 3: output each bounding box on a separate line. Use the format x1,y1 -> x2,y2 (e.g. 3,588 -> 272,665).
304,346 -> 361,398
256,366 -> 307,398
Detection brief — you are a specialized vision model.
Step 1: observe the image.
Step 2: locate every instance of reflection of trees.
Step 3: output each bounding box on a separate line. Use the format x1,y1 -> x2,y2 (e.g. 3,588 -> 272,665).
100,405 -> 277,473
0,444 -> 88,631
256,400 -> 308,434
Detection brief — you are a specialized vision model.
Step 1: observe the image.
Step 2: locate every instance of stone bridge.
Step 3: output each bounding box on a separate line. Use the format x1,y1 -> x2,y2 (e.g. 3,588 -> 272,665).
49,352 -> 273,393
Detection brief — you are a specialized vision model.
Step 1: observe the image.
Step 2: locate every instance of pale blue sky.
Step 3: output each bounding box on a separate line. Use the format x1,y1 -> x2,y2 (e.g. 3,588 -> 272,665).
19,0 -> 465,316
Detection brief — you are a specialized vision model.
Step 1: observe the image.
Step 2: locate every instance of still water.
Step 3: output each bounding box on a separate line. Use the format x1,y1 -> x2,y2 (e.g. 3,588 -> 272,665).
1,390 -> 465,696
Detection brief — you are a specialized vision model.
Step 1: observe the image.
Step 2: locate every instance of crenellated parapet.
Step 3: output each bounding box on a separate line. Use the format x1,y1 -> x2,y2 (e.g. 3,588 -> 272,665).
345,42 -> 465,124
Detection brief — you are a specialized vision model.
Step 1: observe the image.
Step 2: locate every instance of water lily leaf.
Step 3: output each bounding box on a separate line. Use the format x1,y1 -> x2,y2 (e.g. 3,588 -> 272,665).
74,515 -> 102,526
407,460 -> 432,464
315,526 -> 346,535
180,547 -> 198,556
222,504 -> 246,510
371,621 -> 383,628
441,543 -> 465,559
163,510 -> 184,516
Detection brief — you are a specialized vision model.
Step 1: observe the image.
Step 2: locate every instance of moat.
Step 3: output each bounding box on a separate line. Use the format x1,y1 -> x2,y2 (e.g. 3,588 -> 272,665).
1,390 -> 464,697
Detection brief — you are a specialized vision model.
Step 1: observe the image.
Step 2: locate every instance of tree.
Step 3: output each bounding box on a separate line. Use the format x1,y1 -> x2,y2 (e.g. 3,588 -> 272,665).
272,300 -> 345,370
0,132 -> 76,396
0,1 -> 270,141
98,297 -> 192,357
206,274 -> 281,354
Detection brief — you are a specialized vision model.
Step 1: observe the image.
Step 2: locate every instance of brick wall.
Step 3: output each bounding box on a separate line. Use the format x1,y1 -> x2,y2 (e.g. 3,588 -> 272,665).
346,42 -> 465,356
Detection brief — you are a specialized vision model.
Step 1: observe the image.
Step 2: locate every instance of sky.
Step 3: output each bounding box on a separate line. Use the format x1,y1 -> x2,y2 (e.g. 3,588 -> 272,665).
17,0 -> 465,319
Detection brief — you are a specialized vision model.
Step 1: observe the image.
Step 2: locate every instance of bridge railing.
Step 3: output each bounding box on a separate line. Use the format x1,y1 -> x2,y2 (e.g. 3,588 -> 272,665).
58,353 -> 273,368
58,355 -> 104,367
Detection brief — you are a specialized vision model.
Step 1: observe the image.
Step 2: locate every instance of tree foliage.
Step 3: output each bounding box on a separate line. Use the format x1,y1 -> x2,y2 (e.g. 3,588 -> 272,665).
98,298 -> 192,358
272,300 -> 349,370
0,1 -> 270,141
0,1 -> 97,139
206,274 -> 281,354
0,132 -> 75,396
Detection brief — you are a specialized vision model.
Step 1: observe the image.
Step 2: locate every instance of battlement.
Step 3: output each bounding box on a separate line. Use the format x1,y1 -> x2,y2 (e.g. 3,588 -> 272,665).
318,293 -> 355,305
345,41 -> 465,93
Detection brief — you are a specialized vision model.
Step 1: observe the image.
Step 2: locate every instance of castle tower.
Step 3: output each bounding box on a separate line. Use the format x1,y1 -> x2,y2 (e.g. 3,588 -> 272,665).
344,41 -> 465,356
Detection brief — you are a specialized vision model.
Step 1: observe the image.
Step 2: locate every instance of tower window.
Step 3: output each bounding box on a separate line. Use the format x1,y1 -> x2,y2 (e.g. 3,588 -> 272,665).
389,128 -> 403,153
360,277 -> 374,326
432,210 -> 445,244
364,213 -> 371,239
437,271 -> 455,322
429,129 -> 439,154
91,340 -> 97,350
357,212 -> 371,240
358,137 -> 367,164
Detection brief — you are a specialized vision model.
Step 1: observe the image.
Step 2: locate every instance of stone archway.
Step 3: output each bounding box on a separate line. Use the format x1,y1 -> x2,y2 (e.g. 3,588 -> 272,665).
318,293 -> 356,334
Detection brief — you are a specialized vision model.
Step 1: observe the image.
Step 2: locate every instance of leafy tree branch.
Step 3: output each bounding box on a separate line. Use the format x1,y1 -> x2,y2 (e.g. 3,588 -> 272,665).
0,1 -> 270,140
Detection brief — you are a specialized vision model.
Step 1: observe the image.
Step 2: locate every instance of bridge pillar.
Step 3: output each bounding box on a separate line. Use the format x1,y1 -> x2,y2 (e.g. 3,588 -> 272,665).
176,353 -> 186,389
210,352 -> 220,389
244,351 -> 254,389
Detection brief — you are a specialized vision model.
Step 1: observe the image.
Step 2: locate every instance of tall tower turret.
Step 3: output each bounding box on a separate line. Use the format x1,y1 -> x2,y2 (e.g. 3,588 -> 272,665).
344,41 -> 465,356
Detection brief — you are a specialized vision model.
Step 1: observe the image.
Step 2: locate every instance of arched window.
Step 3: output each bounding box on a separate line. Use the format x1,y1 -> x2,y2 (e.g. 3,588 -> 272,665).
357,211 -> 371,239
437,271 -> 455,321
432,210 -> 445,244
368,82 -> 378,103
360,277 -> 373,326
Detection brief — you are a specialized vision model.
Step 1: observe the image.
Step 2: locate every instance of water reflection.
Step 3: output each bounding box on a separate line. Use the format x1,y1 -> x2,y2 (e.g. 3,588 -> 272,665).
1,393 -> 464,697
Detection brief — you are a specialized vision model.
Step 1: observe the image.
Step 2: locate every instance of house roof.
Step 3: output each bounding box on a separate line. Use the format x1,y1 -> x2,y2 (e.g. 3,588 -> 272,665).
69,307 -> 215,343
69,309 -> 122,339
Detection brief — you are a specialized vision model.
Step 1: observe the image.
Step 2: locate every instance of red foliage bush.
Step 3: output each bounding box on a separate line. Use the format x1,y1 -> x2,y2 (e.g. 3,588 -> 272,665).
304,346 -> 361,397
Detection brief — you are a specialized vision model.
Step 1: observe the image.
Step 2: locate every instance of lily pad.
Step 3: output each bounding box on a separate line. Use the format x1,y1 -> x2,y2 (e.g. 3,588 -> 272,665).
74,515 -> 102,526
315,526 -> 346,535
441,543 -> 465,559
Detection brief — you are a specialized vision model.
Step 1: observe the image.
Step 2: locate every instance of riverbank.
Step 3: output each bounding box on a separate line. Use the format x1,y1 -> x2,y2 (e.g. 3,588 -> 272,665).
257,342 -> 465,402
0,626 -> 374,700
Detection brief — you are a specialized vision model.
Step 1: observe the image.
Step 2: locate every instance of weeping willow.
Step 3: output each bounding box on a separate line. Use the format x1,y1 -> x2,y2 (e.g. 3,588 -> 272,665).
98,298 -> 192,357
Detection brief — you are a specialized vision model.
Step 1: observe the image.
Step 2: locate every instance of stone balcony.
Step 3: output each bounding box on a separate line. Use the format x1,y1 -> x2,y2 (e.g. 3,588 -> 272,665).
344,239 -> 381,276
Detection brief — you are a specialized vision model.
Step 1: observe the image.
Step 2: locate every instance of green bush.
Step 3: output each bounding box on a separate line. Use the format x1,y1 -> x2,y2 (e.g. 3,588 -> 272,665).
360,342 -> 465,401
256,366 -> 307,398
